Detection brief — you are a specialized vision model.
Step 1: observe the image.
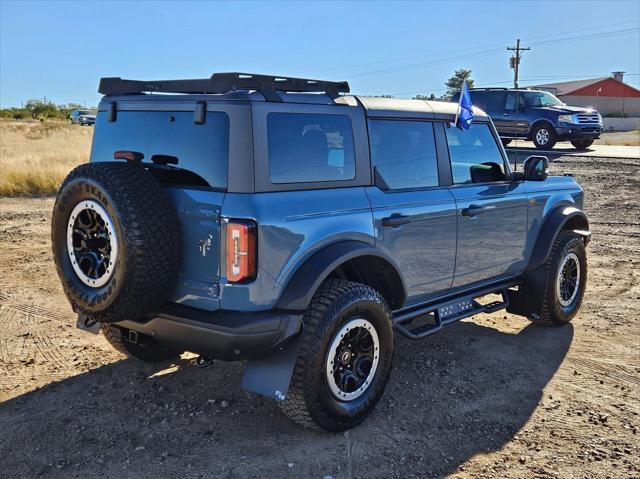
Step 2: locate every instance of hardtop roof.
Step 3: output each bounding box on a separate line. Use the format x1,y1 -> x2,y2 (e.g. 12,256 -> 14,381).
98,92 -> 489,119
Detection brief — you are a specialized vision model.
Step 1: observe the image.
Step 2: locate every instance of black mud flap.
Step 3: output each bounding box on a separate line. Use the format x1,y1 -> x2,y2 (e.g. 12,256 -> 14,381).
506,267 -> 546,319
76,314 -> 101,334
242,335 -> 301,401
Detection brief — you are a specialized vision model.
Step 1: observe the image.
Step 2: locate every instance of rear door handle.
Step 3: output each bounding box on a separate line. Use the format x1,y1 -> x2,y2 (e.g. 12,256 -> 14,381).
381,213 -> 412,227
461,204 -> 485,217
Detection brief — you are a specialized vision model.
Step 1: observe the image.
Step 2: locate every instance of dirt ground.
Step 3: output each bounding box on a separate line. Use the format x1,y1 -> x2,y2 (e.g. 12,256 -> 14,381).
0,154 -> 639,479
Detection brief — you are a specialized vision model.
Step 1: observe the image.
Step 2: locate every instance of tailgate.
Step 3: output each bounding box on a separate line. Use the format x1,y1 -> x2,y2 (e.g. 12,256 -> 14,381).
165,188 -> 225,311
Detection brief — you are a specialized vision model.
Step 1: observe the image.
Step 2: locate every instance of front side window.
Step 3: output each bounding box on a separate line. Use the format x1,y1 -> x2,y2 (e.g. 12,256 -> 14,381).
445,123 -> 506,184
369,119 -> 439,190
267,113 -> 355,184
524,91 -> 564,107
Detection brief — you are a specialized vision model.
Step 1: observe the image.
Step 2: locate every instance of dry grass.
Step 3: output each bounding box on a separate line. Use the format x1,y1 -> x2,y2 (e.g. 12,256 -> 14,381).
0,120 -> 92,196
597,130 -> 640,146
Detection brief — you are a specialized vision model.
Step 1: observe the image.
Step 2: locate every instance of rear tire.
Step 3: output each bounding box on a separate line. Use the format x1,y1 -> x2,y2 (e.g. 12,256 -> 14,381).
532,124 -> 557,149
571,139 -> 594,150
279,280 -> 394,432
534,230 -> 587,326
101,324 -> 182,363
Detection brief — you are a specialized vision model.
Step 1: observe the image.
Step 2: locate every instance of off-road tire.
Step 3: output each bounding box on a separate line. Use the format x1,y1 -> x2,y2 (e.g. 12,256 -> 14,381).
535,230 -> 587,326
532,124 -> 557,149
51,162 -> 180,323
101,324 -> 182,363
279,280 -> 394,432
571,139 -> 594,150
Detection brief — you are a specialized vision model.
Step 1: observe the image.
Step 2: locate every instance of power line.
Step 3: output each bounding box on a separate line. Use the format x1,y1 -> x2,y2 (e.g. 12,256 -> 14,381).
344,27 -> 639,80
318,19 -> 639,76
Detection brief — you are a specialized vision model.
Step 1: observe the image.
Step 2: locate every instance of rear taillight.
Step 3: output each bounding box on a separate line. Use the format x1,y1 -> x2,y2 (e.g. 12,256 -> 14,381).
226,220 -> 257,283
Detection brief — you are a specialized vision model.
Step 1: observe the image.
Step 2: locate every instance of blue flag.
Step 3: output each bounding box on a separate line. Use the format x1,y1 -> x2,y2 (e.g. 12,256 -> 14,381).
455,81 -> 473,130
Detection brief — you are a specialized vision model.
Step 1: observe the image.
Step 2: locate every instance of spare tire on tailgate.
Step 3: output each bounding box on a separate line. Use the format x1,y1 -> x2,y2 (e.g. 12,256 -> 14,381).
51,162 -> 180,323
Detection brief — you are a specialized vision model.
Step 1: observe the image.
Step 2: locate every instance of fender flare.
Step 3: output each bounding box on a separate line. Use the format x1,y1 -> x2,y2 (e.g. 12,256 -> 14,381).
526,206 -> 590,271
276,240 -> 407,311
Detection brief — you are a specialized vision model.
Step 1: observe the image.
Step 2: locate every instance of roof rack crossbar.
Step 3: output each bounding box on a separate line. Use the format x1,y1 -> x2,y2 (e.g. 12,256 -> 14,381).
98,72 -> 350,98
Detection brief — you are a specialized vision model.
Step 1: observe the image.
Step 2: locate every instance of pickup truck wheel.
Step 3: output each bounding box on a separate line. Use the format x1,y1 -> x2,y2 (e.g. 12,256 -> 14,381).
571,139 -> 594,150
532,124 -> 557,149
536,230 -> 587,325
51,162 -> 180,323
101,324 -> 182,363
279,279 -> 393,432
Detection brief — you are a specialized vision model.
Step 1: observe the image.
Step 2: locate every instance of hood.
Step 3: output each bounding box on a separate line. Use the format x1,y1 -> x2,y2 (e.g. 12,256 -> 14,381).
536,105 -> 598,115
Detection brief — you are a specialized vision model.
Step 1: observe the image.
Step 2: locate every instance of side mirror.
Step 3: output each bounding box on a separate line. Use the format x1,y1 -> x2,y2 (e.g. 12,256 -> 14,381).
522,155 -> 549,181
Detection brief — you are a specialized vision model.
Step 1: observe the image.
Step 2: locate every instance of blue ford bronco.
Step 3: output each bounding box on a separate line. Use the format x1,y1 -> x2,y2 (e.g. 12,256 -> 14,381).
52,73 -> 590,431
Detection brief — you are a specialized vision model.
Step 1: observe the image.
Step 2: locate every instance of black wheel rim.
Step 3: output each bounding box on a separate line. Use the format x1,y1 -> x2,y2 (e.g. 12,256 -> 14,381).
556,252 -> 580,307
326,318 -> 379,401
67,200 -> 117,287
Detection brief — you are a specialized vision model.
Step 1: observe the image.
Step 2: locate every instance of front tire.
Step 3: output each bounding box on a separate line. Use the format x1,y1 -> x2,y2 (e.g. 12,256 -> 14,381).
537,231 -> 587,325
571,139 -> 594,150
532,124 -> 557,149
279,280 -> 394,432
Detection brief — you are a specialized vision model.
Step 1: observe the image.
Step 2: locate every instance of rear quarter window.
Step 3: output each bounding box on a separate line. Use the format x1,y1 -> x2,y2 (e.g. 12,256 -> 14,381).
91,110 -> 230,189
267,113 -> 355,184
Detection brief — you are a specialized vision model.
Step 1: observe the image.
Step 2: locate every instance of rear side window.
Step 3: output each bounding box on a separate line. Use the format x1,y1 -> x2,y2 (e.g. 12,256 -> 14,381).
469,91 -> 506,112
445,123 -> 506,184
267,113 -> 355,184
91,111 -> 229,189
369,120 -> 439,190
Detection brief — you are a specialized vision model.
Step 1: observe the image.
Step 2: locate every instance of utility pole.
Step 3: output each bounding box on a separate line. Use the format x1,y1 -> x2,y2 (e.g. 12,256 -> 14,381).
507,39 -> 530,89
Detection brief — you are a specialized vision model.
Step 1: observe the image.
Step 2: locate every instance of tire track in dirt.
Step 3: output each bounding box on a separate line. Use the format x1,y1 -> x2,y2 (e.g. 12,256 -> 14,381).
0,292 -> 70,323
566,357 -> 640,387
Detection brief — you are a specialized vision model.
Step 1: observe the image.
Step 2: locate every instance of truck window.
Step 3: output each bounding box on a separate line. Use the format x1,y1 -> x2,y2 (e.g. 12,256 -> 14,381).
267,113 -> 355,184
468,91 -> 506,112
369,119 -> 439,190
445,123 -> 506,184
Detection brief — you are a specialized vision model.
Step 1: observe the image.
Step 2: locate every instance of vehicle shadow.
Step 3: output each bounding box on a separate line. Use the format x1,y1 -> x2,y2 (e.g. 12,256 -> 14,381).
0,319 -> 573,478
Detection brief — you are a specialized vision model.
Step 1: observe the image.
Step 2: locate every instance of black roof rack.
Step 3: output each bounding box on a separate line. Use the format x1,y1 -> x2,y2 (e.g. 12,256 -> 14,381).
98,72 -> 350,100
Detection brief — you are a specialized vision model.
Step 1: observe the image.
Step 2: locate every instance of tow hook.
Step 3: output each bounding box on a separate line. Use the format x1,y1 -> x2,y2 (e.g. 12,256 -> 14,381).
196,356 -> 215,368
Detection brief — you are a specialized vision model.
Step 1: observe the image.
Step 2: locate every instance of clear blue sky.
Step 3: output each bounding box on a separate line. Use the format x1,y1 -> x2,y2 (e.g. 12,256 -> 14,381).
1,0 -> 639,107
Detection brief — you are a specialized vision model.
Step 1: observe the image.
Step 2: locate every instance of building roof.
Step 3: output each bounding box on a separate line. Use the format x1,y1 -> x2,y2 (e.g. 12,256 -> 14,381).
532,77 -> 609,95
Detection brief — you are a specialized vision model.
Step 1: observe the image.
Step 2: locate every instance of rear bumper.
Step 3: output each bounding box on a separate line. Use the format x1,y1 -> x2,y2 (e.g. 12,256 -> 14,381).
114,304 -> 302,361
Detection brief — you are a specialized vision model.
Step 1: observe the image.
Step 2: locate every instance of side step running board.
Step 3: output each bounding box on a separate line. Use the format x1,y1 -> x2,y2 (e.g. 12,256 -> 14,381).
393,289 -> 510,340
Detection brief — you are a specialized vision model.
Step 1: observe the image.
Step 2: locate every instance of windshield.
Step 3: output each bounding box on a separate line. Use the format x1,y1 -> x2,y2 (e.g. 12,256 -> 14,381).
79,110 -> 94,115
523,91 -> 564,107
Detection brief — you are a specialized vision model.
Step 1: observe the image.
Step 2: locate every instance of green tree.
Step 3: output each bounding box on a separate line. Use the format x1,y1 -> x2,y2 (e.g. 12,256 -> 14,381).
24,99 -> 58,119
412,94 -> 437,101
445,69 -> 474,99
